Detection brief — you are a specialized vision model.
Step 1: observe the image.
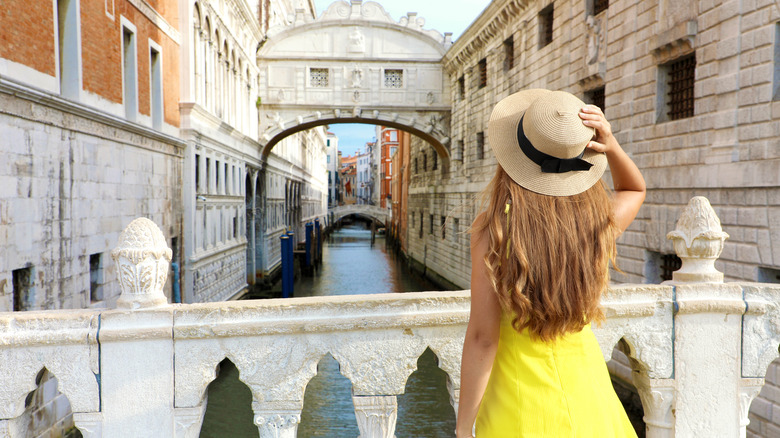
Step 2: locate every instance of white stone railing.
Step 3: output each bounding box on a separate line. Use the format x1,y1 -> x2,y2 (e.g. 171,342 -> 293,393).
1,198 -> 780,438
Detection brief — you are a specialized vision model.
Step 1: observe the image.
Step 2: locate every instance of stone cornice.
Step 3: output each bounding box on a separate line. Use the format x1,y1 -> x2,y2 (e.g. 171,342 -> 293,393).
127,0 -> 181,45
0,77 -> 186,153
443,0 -> 530,73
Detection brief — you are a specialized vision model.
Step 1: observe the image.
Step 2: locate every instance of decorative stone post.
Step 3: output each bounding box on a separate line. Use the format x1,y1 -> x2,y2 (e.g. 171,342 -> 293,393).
665,197 -> 747,436
111,217 -> 172,309
666,196 -> 729,283
100,218 -> 176,437
353,395 -> 398,438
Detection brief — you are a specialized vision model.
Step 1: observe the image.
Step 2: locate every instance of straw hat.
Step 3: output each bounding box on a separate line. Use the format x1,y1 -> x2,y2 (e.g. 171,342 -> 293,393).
487,89 -> 607,197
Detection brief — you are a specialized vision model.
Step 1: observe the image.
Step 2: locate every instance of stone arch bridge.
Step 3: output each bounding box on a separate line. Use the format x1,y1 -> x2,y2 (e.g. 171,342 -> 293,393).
257,0 -> 453,163
329,204 -> 389,227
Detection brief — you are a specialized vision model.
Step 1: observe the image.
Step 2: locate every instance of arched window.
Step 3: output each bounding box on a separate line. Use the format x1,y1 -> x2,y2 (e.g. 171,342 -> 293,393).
193,3 -> 201,103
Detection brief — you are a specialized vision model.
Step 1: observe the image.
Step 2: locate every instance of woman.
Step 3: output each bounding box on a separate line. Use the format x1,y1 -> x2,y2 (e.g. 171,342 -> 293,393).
456,89 -> 645,437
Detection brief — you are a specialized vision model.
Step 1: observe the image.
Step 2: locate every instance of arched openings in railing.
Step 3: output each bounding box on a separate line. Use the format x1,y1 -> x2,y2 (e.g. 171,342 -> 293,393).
396,348 -> 457,437
199,359 -> 255,436
11,368 -> 82,438
298,353 -> 360,436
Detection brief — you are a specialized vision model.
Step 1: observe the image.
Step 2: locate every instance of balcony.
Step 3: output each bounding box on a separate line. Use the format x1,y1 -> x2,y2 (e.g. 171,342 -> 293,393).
1,197 -> 779,437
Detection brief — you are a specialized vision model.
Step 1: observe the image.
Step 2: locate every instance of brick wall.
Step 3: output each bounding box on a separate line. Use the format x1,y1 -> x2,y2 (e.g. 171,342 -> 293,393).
0,0 -> 56,77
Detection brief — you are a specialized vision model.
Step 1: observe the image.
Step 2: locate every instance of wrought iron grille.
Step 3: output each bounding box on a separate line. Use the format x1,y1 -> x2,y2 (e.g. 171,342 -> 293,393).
667,55 -> 696,120
504,37 -> 515,71
593,0 -> 609,15
660,254 -> 682,282
588,87 -> 606,112
310,68 -> 329,87
384,69 -> 403,88
478,59 -> 487,89
477,132 -> 485,160
539,4 -> 554,48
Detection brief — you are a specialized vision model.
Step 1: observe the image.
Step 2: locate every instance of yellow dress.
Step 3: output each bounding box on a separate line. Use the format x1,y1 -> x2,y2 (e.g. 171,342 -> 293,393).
475,317 -> 637,437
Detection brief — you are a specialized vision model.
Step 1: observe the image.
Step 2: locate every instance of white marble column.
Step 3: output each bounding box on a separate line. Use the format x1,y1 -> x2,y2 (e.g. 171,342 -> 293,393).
353,395 -> 398,438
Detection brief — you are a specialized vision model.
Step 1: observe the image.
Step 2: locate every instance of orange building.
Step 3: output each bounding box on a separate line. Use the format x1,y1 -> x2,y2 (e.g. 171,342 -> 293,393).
390,131 -> 411,254
377,127 -> 401,209
340,153 -> 358,205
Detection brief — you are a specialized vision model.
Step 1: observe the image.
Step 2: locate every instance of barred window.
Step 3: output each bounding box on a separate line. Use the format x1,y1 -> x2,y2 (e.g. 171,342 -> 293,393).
593,0 -> 608,15
585,86 -> 605,112
414,157 -> 418,174
666,55 -> 696,120
458,75 -> 465,99
441,216 -> 446,240
384,69 -> 403,88
429,214 -> 434,235
423,154 -> 427,171
419,212 -> 423,238
539,4 -> 554,48
476,132 -> 485,160
660,254 -> 682,282
478,58 -> 487,89
504,37 -> 515,71
432,153 -> 438,170
456,139 -> 464,161
310,68 -> 329,87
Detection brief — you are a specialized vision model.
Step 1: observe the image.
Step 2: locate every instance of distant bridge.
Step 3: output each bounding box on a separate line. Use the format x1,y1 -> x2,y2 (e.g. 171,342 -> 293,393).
328,204 -> 390,227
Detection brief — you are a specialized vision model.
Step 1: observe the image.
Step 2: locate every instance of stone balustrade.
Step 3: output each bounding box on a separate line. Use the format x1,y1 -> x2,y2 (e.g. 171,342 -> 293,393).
1,198 -> 780,438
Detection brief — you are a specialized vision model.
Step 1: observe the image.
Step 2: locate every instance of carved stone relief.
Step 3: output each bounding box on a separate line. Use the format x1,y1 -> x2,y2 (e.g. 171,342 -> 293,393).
585,15 -> 601,65
348,28 -> 365,53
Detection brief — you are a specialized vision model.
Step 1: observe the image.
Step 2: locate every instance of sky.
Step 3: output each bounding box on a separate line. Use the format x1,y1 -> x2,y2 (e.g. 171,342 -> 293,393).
312,0 -> 492,156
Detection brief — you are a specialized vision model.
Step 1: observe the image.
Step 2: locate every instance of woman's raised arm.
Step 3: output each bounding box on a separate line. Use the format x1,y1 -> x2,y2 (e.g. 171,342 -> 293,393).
579,105 -> 646,233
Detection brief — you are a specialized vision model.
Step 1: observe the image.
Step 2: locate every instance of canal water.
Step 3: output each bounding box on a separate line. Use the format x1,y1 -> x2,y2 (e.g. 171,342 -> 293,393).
199,222 -> 458,437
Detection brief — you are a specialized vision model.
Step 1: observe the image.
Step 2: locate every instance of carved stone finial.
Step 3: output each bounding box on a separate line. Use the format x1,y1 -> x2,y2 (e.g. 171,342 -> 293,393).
111,218 -> 171,309
666,196 -> 729,283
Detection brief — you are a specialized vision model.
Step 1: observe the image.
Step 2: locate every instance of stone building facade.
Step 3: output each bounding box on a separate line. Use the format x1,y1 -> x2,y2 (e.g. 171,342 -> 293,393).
0,0 -> 184,433
0,0 -> 183,309
404,0 -> 780,434
180,0 -> 328,299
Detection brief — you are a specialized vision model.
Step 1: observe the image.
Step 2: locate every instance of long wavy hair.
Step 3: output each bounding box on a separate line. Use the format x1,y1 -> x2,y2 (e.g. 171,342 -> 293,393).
473,166 -> 618,342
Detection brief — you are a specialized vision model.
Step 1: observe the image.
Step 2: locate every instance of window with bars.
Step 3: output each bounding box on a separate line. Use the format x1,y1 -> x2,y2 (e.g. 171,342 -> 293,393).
384,69 -> 403,88
593,0 -> 608,15
458,75 -> 465,99
476,132 -> 485,160
441,216 -> 446,240
478,58 -> 487,89
310,68 -> 329,87
504,37 -> 515,71
539,4 -> 554,48
419,212 -> 424,239
457,140 -> 464,161
429,214 -> 434,235
414,157 -> 418,174
667,55 -> 696,120
659,54 -> 696,121
660,254 -> 682,282
758,267 -> 780,283
585,86 -> 606,112
423,154 -> 428,171
432,153 -> 438,170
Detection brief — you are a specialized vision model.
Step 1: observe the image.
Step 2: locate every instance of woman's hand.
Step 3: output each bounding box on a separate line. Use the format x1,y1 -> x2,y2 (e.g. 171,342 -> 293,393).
579,105 -> 618,155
